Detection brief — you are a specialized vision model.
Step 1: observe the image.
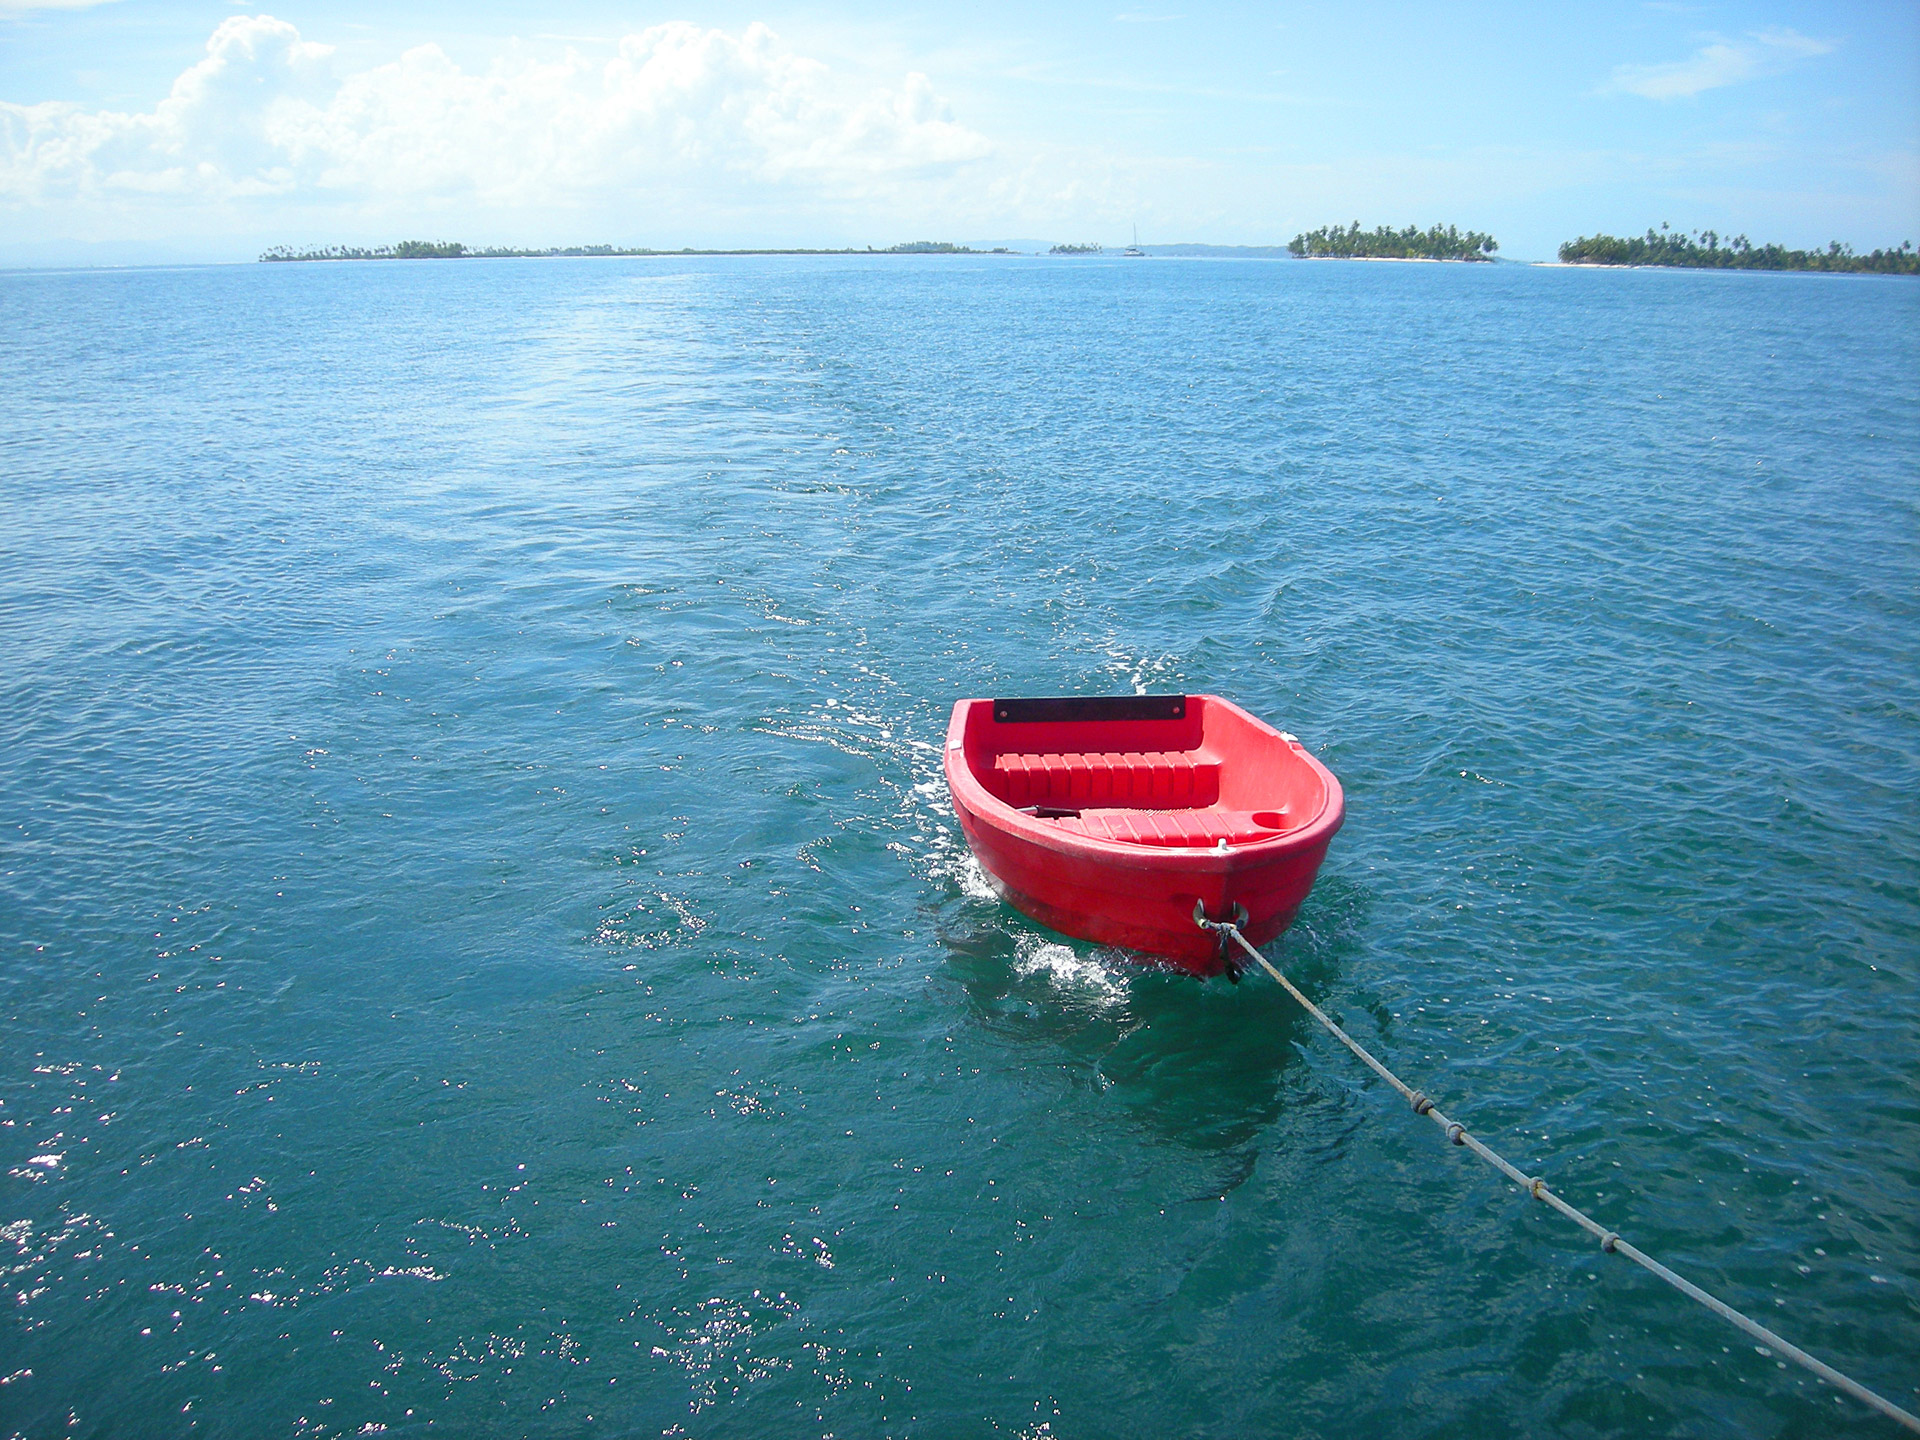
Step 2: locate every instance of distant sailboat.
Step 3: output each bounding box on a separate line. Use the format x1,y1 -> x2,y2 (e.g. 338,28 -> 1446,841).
1123,225 -> 1145,258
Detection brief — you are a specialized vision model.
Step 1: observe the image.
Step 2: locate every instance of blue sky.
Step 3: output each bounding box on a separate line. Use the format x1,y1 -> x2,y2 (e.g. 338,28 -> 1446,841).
2,1 -> 1915,263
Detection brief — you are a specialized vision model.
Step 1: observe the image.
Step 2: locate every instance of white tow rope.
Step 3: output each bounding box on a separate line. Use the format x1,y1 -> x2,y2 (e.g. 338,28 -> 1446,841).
1194,909 -> 1919,1433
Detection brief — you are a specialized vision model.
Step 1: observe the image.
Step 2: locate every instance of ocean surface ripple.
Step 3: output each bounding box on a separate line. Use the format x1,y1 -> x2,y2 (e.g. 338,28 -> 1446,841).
1,255 -> 1915,1438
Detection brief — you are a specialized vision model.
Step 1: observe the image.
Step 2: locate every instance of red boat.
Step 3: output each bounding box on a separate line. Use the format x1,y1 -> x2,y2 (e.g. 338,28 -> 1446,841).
944,694 -> 1343,976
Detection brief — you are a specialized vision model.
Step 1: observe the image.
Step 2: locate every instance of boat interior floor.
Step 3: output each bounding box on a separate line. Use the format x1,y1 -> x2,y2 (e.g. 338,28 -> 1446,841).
1046,807 -> 1289,848
992,749 -> 1296,847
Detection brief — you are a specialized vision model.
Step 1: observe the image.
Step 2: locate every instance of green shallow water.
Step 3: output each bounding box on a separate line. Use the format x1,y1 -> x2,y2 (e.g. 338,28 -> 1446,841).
0,255 -> 1916,1438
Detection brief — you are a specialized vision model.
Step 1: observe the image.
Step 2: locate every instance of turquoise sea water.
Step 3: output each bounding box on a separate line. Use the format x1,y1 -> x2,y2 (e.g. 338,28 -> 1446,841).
1,255 -> 1916,1439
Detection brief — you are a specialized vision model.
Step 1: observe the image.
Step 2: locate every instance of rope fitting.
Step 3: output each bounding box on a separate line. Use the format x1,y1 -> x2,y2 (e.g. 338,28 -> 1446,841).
1600,1231 -> 1620,1254
1445,1122 -> 1466,1146
1409,1090 -> 1434,1116
1191,899 -> 1250,933
1529,1177 -> 1547,1200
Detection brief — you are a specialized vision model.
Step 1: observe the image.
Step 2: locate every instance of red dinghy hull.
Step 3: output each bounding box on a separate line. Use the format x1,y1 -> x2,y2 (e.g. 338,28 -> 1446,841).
944,694 -> 1343,975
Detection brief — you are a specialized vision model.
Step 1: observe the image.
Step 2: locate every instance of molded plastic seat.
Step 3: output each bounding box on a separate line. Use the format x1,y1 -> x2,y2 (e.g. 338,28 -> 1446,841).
989,751 -> 1222,808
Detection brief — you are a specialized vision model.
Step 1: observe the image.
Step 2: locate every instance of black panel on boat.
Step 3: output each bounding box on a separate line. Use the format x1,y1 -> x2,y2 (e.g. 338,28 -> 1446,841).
991,695 -> 1187,724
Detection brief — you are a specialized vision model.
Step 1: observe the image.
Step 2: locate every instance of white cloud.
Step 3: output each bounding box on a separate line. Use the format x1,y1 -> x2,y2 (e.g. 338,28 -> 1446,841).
0,14 -> 991,212
1608,27 -> 1835,100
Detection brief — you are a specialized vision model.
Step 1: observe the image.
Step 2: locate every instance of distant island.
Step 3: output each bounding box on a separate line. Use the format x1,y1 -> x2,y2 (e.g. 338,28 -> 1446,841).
259,239 -> 1011,262
1557,227 -> 1918,275
261,241 -> 477,260
254,231 -> 1920,273
1289,223 -> 1497,261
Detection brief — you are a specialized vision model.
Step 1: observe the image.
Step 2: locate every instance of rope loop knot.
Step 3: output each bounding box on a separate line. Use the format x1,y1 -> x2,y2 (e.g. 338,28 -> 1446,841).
1445,1122 -> 1466,1146
1409,1090 -> 1434,1116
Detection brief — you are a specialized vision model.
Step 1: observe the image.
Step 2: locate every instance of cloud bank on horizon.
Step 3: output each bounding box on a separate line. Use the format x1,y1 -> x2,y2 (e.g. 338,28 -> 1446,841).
1,15 -> 989,217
